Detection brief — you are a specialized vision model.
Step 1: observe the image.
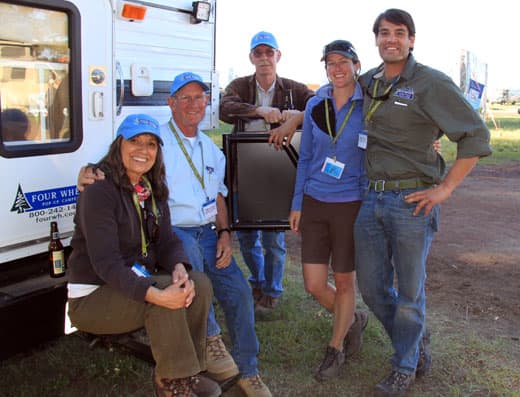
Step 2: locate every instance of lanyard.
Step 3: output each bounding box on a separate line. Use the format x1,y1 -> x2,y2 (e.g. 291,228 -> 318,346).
365,77 -> 398,122
132,176 -> 158,258
325,99 -> 356,148
169,120 -> 208,198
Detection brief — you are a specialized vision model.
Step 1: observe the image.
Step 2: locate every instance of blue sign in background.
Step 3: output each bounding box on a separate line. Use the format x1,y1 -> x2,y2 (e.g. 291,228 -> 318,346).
25,185 -> 79,211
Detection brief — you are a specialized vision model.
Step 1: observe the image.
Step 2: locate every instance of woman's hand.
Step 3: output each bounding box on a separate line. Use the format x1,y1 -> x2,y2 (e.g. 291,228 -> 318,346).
145,277 -> 196,309
289,210 -> 301,233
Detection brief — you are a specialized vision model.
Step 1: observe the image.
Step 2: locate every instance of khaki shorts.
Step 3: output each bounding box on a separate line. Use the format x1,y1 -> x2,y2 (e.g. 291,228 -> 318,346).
300,195 -> 361,273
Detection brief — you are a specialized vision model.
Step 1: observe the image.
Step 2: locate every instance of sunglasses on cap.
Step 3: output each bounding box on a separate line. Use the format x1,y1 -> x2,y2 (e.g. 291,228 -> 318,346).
321,40 -> 358,62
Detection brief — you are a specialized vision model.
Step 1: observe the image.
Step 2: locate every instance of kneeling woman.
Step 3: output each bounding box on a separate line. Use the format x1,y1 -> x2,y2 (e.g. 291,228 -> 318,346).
67,114 -> 219,397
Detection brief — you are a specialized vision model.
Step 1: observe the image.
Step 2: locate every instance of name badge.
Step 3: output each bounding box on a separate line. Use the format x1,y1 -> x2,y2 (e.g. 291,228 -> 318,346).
358,131 -> 368,149
132,263 -> 150,277
321,157 -> 345,179
202,198 -> 218,222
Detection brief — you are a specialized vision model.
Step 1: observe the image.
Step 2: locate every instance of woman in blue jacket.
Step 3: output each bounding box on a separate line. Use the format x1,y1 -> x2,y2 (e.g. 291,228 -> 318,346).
289,40 -> 368,381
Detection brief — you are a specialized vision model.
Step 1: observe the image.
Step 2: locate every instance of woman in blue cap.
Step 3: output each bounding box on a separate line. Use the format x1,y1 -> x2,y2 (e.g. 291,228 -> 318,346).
67,114 -> 220,397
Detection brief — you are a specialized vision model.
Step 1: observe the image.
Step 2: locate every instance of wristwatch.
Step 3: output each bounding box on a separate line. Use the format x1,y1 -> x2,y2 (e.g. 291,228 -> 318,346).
217,228 -> 231,238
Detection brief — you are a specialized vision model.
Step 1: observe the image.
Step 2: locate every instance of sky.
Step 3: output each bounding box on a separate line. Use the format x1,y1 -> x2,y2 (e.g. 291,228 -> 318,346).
215,0 -> 518,97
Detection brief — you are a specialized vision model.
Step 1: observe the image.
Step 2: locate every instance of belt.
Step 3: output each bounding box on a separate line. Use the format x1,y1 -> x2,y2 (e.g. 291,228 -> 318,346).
368,178 -> 432,192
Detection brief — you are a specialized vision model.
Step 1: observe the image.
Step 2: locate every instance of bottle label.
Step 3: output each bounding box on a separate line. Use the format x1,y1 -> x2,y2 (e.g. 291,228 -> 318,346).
51,250 -> 65,275
52,232 -> 60,240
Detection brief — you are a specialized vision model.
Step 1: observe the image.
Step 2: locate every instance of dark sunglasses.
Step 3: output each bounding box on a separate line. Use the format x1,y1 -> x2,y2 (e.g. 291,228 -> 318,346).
143,208 -> 160,243
322,40 -> 358,61
365,75 -> 400,101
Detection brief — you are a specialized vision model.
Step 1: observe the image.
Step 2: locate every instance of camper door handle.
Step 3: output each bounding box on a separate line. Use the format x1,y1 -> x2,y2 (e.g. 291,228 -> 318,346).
116,61 -> 124,116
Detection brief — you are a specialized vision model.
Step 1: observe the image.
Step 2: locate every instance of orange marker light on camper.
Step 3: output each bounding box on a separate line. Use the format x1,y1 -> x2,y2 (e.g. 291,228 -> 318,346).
121,4 -> 147,21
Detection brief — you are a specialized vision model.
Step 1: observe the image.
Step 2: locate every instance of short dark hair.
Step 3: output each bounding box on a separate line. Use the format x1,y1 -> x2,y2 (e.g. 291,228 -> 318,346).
373,8 -> 416,37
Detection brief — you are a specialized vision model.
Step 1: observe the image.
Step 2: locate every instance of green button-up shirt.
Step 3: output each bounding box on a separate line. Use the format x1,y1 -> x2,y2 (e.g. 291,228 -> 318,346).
359,54 -> 492,184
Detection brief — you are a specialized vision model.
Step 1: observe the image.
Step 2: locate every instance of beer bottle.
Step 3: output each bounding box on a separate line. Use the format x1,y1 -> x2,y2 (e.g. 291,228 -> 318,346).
49,221 -> 65,278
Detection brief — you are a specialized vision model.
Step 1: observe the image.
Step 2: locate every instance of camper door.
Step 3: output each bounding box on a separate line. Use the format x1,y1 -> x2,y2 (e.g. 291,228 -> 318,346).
0,0 -> 113,263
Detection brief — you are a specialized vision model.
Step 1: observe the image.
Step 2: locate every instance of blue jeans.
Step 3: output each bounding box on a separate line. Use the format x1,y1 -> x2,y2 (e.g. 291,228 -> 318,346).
236,230 -> 286,298
173,225 -> 259,377
354,189 -> 439,374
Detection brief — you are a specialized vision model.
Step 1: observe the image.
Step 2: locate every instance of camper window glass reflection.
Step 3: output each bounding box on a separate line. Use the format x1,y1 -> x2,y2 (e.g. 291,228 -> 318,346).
0,2 -> 76,156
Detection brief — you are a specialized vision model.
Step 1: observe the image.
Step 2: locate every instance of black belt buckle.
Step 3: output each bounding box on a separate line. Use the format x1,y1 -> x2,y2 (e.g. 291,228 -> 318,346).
373,180 -> 386,192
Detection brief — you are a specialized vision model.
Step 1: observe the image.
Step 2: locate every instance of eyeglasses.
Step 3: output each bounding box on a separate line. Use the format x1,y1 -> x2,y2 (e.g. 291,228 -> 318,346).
252,48 -> 276,58
174,94 -> 208,105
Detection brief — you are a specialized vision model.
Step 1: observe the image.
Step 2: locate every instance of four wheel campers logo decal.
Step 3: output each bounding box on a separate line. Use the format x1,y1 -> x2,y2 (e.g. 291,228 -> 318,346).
10,184 -> 78,221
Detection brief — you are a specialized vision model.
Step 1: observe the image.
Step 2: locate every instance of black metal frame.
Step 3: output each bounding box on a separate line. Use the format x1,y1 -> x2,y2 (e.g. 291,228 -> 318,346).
223,132 -> 299,230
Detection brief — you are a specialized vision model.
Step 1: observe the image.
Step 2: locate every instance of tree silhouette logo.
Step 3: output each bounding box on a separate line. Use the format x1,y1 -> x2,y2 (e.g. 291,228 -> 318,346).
10,184 -> 32,214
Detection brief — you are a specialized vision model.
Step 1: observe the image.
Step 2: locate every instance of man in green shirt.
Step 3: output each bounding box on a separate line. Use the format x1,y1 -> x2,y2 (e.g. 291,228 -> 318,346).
354,8 -> 492,397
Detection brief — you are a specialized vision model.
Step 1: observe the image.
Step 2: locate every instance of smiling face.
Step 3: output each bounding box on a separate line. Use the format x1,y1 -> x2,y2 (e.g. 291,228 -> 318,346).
376,18 -> 415,67
120,133 -> 158,184
325,53 -> 359,89
168,82 -> 208,137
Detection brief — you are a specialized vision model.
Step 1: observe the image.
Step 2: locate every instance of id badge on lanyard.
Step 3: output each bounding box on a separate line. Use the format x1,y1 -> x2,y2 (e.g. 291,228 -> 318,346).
202,198 -> 218,222
321,157 -> 345,179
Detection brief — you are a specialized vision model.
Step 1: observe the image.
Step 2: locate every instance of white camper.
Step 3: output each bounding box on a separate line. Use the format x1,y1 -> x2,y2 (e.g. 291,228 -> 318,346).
0,0 -> 218,358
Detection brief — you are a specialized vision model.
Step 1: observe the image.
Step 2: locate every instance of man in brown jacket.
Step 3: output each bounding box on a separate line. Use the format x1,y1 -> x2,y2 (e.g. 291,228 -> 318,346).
219,31 -> 314,315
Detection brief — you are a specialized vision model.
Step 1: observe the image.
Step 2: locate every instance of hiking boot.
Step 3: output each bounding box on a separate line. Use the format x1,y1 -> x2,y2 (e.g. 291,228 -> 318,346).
343,310 -> 368,357
374,370 -> 415,397
314,345 -> 345,381
190,374 -> 221,397
205,335 -> 239,381
152,371 -> 195,397
254,295 -> 278,317
252,287 -> 263,303
237,374 -> 272,397
416,328 -> 431,377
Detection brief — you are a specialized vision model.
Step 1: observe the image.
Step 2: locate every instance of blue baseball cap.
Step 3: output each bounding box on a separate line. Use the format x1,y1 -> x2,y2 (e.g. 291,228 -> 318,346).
169,72 -> 209,96
116,114 -> 163,145
250,31 -> 278,51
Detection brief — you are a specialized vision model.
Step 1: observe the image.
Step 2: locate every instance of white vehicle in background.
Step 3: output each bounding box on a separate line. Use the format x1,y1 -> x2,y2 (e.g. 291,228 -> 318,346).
0,0 -> 218,359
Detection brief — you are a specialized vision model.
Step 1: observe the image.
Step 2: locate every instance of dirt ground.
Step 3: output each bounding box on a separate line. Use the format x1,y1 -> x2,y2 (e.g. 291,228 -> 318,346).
285,162 -> 520,343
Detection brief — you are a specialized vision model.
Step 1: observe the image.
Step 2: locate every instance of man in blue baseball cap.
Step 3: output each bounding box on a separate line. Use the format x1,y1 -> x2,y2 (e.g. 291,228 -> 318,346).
219,31 -> 314,319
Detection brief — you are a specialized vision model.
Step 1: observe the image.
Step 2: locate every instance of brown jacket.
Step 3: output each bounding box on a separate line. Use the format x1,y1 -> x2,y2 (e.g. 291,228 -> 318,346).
219,74 -> 314,128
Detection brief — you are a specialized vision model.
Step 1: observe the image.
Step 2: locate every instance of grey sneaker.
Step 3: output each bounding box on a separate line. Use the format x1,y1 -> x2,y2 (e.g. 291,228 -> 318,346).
416,328 -> 431,377
343,310 -> 368,357
374,370 -> 415,397
314,346 -> 345,381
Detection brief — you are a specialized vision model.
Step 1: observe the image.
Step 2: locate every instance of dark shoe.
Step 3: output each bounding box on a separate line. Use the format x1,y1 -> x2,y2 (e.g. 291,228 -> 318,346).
152,370 -> 195,397
254,295 -> 278,316
416,328 -> 431,377
314,346 -> 345,381
191,374 -> 221,397
343,310 -> 368,357
205,335 -> 239,381
374,370 -> 415,397
252,287 -> 263,303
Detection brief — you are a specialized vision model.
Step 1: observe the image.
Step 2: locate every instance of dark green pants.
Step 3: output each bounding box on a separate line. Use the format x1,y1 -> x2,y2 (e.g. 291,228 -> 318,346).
68,271 -> 212,379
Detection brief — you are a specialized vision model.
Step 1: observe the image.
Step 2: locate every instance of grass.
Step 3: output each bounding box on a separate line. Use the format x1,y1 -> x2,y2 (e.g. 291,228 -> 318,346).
1,253 -> 518,396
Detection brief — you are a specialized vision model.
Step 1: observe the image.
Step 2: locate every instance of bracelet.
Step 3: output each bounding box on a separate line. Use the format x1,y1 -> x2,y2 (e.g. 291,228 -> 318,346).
217,228 -> 231,238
